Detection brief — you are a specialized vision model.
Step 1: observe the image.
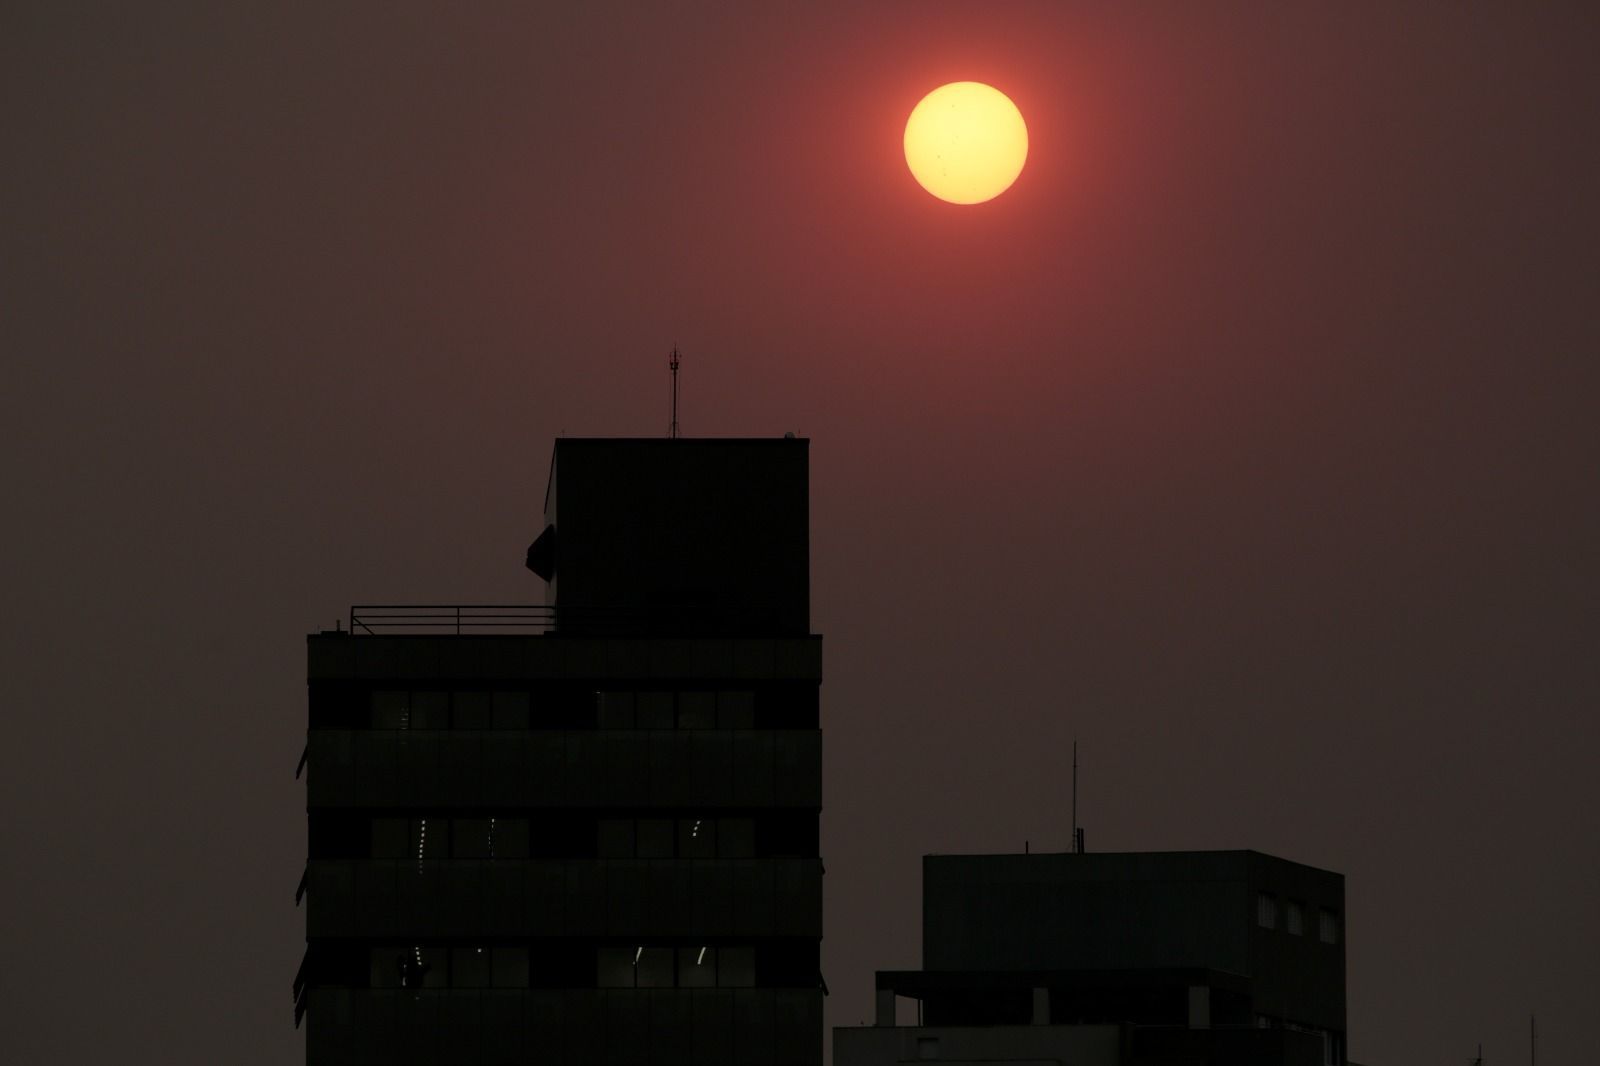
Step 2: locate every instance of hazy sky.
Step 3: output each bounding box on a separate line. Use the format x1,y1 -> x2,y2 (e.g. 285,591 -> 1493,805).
4,3 -> 1597,1063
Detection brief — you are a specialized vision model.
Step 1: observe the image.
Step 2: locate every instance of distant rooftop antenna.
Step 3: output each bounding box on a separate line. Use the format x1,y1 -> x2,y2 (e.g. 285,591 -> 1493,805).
1072,739 -> 1085,853
668,346 -> 681,439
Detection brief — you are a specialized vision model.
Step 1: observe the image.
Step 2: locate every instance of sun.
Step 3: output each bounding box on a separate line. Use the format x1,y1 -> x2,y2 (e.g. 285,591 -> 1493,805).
904,82 -> 1028,205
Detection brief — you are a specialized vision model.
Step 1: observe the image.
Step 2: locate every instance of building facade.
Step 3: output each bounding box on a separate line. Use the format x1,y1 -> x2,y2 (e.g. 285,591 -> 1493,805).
837,850 -> 1345,1066
297,438 -> 824,1065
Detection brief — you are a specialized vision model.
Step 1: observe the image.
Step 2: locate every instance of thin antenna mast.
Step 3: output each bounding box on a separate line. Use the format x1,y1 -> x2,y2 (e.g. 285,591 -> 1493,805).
668,346 -> 681,439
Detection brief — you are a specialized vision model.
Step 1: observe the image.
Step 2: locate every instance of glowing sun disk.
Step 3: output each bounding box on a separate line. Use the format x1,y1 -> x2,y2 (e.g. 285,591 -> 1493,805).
904,82 -> 1028,205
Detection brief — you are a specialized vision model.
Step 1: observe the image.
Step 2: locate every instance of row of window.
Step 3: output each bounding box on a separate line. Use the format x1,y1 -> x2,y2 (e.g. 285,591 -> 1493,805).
366,690 -> 763,732
1256,893 -> 1338,943
371,946 -> 758,990
367,816 -> 762,860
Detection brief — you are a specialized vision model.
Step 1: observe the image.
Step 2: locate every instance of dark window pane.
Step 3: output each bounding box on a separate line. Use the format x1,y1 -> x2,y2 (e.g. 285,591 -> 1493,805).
718,947 -> 754,988
493,947 -> 529,988
718,818 -> 755,858
452,947 -> 490,988
717,691 -> 755,729
492,691 -> 531,729
678,947 -> 715,988
491,818 -> 529,859
636,946 -> 673,988
411,691 -> 449,730
597,947 -> 634,988
679,818 -> 716,859
636,691 -> 674,730
637,819 -> 673,858
453,691 -> 491,729
370,818 -> 407,858
678,692 -> 715,730
598,819 -> 635,858
371,691 -> 409,729
596,692 -> 634,729
454,818 -> 492,858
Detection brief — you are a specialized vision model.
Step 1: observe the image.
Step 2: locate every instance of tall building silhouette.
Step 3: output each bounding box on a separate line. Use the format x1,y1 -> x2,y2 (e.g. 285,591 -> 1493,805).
297,438 -> 824,1065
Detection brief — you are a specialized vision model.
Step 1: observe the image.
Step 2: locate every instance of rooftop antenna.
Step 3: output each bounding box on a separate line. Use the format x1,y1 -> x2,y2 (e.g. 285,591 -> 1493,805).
1468,1043 -> 1484,1066
1072,739 -> 1085,853
668,345 -> 681,439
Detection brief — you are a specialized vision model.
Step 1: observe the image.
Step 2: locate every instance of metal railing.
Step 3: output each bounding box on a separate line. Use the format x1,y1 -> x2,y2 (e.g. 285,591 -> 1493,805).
347,604 -> 802,636
350,605 -> 554,635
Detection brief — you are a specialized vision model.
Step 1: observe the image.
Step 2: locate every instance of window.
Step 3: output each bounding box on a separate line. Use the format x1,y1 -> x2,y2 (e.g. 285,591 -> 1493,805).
371,691 -> 410,729
635,691 -> 674,729
1257,892 -> 1278,929
596,691 -> 635,729
718,818 -> 755,858
636,819 -> 674,858
451,947 -> 490,988
679,818 -> 717,859
597,946 -> 755,988
491,691 -> 530,729
490,818 -> 529,859
718,947 -> 754,988
678,692 -> 716,729
371,946 -> 444,988
492,947 -> 529,988
1319,908 -> 1339,944
452,691 -> 491,729
1286,901 -> 1304,936
717,691 -> 755,729
410,691 -> 448,729
371,818 -> 408,858
597,819 -> 635,858
597,947 -> 636,988
454,819 -> 493,858
677,946 -> 716,987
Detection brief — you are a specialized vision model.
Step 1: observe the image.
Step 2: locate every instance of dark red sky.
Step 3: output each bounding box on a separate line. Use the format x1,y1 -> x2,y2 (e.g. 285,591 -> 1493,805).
5,3 -> 1597,1063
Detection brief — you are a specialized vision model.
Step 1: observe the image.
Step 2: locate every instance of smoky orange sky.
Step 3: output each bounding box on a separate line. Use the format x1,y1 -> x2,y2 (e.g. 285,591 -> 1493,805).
4,4 -> 1598,1064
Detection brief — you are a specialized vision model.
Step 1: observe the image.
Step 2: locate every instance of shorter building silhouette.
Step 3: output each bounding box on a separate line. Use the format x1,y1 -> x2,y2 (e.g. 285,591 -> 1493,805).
835,850 -> 1345,1066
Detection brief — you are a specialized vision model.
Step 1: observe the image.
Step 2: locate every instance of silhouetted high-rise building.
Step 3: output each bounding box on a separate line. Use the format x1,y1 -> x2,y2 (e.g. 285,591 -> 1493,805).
297,438 -> 823,1065
836,850 -> 1345,1066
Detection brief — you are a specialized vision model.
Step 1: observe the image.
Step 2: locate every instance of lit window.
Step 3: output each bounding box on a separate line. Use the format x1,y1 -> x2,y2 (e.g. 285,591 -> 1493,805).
1319,908 -> 1339,944
1286,901 -> 1304,936
1257,893 -> 1278,929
